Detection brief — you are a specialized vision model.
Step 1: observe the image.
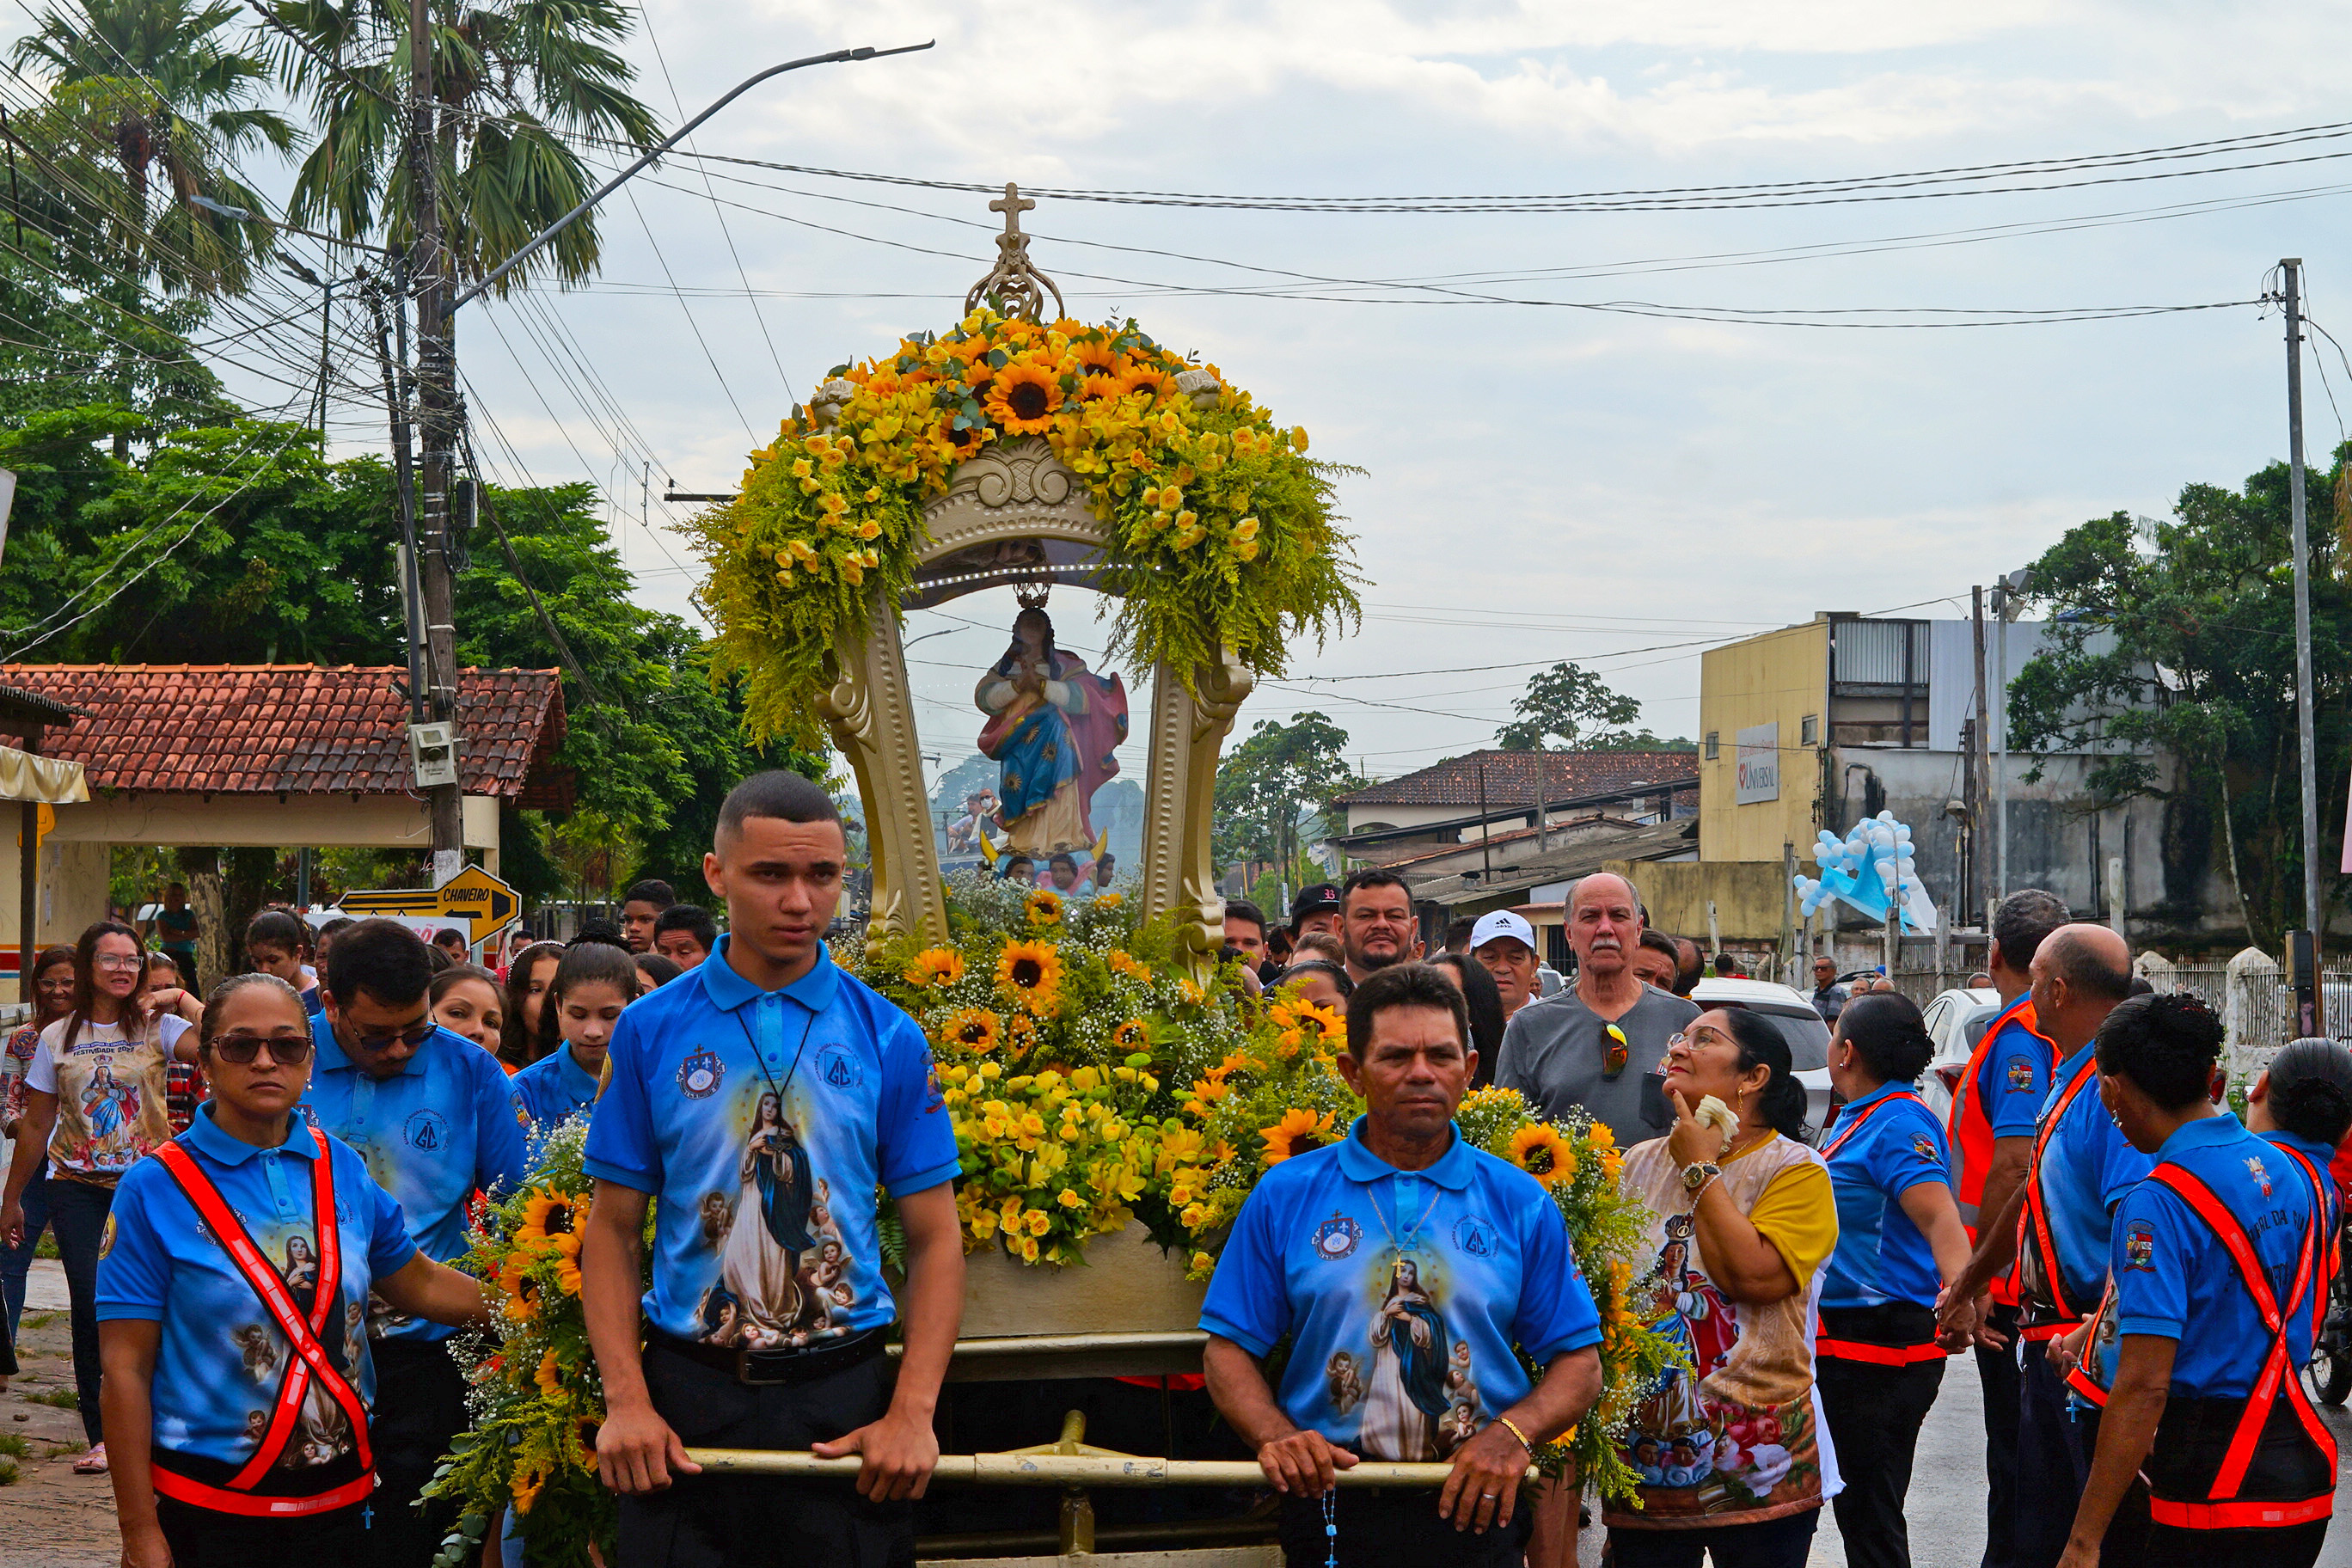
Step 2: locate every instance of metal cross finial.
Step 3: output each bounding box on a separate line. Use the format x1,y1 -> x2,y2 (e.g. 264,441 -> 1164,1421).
965,181 -> 1064,323
991,182 -> 1035,237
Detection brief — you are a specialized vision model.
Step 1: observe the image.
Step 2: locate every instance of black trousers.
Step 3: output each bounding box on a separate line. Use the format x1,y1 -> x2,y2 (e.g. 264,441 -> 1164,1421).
1275,1485 -> 1528,1568
2014,1342 -> 2147,1568
1816,1350 -> 1946,1568
2144,1519 -> 2325,1568
363,1337 -> 469,1568
1976,1306 -> 2024,1568
157,1497 -> 367,1568
1608,1507 -> 1821,1568
617,1338 -> 913,1568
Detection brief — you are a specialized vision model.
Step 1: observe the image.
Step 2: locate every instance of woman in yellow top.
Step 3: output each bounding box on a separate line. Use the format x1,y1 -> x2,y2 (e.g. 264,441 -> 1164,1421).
1608,1007 -> 1840,1568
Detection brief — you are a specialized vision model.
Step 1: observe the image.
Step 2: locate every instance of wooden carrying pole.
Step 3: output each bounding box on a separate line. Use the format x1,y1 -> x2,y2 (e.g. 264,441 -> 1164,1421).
689,1449 -> 1531,1487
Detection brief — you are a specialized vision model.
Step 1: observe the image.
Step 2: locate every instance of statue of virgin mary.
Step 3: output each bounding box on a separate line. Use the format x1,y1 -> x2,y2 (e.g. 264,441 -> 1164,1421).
975,599 -> 1128,856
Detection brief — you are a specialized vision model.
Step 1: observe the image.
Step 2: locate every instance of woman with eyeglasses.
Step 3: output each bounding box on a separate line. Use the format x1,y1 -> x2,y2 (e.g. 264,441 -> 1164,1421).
1604,1008 -> 1839,1568
95,973 -> 494,1568
0,920 -> 204,1473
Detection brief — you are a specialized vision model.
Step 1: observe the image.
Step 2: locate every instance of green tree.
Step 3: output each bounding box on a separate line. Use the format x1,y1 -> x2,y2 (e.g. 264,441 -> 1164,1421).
1213,711 -> 1358,878
265,0 -> 659,290
9,0 -> 294,297
1496,661 -> 1645,750
2006,450 -> 2352,946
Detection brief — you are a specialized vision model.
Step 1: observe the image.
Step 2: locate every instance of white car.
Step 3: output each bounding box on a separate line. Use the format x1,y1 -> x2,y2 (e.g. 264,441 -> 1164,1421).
1690,977 -> 1834,1136
1915,986 -> 2004,1122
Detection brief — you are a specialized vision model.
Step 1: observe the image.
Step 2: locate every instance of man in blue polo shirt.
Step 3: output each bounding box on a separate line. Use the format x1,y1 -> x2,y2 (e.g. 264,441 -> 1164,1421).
1942,923 -> 2141,1568
1201,962 -> 1603,1568
301,917 -> 528,1568
581,771 -> 965,1567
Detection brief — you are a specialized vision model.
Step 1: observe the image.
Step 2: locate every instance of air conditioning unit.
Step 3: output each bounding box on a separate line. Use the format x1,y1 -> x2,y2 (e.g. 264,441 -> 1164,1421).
409,722 -> 459,789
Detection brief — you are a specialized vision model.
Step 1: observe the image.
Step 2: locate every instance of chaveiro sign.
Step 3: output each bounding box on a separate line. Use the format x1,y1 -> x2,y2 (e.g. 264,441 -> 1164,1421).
340,865 -> 521,946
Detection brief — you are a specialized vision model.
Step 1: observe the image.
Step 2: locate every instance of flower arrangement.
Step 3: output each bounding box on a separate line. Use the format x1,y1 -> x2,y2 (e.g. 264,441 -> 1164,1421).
424,1123 -> 617,1568
692,308 -> 1360,750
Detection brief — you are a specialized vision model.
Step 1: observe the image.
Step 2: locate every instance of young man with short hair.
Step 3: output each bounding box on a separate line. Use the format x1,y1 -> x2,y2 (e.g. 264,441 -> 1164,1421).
1632,930 -> 1681,993
1225,901 -> 1270,969
620,879 -> 677,954
1338,869 -> 1418,985
583,772 -> 965,1566
244,909 -> 322,1015
1201,962 -> 1603,1566
300,919 -> 527,1568
652,904 -> 719,970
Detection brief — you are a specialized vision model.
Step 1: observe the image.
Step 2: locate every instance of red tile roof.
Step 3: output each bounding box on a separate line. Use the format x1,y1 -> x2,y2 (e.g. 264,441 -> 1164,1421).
0,665 -> 567,799
1334,749 -> 1699,809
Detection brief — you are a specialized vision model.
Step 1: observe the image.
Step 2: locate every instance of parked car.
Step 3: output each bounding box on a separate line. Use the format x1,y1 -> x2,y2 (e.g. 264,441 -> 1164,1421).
1916,986 -> 2004,1121
1690,977 -> 1834,1136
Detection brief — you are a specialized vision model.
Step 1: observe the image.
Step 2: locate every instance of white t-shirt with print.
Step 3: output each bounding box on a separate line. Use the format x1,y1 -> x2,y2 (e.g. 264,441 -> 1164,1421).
25,1014 -> 192,1179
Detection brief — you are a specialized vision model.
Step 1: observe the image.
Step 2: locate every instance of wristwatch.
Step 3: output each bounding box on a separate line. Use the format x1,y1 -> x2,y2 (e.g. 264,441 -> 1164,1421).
1681,1161 -> 1722,1194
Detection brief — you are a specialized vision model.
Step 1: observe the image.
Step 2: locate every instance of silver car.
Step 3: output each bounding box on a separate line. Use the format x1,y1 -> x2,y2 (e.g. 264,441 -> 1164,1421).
1689,977 -> 1834,1135
1916,986 -> 2004,1122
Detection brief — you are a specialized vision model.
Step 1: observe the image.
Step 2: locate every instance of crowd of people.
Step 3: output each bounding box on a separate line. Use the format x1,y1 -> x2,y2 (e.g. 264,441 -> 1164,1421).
0,815 -> 2344,1568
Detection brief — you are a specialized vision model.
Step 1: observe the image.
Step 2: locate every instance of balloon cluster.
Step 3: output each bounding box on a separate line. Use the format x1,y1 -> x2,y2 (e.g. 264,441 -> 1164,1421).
1792,811 -> 1939,932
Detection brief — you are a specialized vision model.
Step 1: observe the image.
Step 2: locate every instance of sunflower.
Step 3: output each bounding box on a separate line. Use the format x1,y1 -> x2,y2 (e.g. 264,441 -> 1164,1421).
517,1189 -> 578,1250
1269,997 -> 1342,1049
985,359 -> 1063,433
939,1008 -> 1001,1054
1110,1019 -> 1149,1052
553,1251 -> 584,1295
1259,1108 -> 1335,1166
1070,338 -> 1124,377
904,948 -> 966,988
996,940 -> 1064,1015
1008,1014 -> 1039,1057
1118,364 -> 1177,401
1024,887 -> 1063,927
499,1256 -> 540,1321
511,1467 -> 546,1515
534,1349 -> 565,1400
573,1416 -> 601,1469
1507,1124 -> 1576,1189
1106,950 -> 1153,983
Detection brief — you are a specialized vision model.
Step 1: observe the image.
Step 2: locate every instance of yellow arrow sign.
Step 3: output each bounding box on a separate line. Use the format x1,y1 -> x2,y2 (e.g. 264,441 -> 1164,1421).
343,864 -> 521,946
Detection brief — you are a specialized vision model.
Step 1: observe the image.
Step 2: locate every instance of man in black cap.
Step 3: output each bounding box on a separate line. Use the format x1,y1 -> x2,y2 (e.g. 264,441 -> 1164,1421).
1289,883 -> 1343,943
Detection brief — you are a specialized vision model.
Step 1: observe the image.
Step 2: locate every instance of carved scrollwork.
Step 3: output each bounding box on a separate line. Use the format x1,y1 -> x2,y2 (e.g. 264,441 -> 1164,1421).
964,444 -> 1075,510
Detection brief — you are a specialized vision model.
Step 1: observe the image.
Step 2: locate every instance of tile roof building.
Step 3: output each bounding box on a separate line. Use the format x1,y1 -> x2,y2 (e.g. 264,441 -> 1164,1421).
1332,749 -> 1700,840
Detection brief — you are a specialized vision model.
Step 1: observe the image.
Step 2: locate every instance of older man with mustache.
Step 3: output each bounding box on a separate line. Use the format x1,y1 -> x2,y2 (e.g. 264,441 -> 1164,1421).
1495,872 -> 1696,1142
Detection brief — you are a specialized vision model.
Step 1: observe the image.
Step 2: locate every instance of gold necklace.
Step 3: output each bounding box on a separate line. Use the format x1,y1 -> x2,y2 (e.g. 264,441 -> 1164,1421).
1365,1172 -> 1448,1266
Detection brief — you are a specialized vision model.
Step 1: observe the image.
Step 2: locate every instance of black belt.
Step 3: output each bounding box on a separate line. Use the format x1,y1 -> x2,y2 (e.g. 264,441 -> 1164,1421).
649,1326 -> 889,1387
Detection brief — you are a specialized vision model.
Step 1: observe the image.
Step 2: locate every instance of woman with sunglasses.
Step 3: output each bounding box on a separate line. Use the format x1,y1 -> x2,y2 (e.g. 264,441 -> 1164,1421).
0,920 -> 203,1473
1604,1008 -> 1838,1568
96,973 -> 494,1568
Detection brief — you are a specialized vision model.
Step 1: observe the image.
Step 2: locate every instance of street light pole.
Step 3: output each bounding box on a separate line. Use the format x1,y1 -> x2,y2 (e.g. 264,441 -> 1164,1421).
2283,259 -> 2325,983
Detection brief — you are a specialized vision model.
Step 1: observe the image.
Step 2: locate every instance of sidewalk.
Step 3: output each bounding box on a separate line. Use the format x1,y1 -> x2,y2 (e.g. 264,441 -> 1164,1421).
7,1259 -> 117,1568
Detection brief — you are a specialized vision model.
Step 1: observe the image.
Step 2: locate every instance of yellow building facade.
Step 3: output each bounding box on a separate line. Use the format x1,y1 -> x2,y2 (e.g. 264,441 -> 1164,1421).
1698,616 -> 1828,864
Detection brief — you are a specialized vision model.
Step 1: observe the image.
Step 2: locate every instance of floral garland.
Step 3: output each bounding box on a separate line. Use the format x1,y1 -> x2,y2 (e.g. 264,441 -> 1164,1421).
691,309 -> 1360,750
425,1124 -> 616,1568
854,876 -> 1682,1500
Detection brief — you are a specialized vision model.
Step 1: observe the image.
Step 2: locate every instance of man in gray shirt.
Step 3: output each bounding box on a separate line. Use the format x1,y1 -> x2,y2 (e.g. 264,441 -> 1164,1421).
1496,871 -> 1698,1141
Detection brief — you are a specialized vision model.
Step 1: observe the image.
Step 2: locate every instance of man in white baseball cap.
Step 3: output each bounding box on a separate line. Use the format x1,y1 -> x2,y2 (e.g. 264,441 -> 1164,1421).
1468,910 -> 1542,1025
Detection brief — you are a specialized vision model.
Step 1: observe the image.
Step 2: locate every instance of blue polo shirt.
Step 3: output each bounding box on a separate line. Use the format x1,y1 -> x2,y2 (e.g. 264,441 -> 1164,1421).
300,1010 -> 527,1343
1976,996 -> 2056,1139
2104,1115 -> 2329,1399
512,1044 -> 602,1167
2024,1045 -> 2153,1318
583,938 -> 960,1347
1198,1118 -> 1602,1462
95,1105 -> 416,1470
1822,1085 -> 1951,1311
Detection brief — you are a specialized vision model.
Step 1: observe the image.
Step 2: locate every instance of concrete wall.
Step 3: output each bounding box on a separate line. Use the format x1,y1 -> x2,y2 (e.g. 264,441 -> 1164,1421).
0,836 -> 112,952
1607,858 -> 1798,943
1698,620 -> 1828,862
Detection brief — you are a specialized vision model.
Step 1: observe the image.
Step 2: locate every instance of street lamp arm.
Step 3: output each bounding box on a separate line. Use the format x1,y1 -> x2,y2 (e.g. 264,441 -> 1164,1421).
449,40 -> 935,312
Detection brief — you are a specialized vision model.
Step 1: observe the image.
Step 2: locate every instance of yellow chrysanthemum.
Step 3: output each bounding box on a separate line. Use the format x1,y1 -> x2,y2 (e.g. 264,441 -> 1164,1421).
904,948 -> 966,988
985,359 -> 1063,433
516,1189 -> 579,1251
939,1008 -> 1001,1054
1024,888 -> 1064,927
996,940 -> 1063,1016
1507,1124 -> 1576,1189
1259,1107 -> 1335,1166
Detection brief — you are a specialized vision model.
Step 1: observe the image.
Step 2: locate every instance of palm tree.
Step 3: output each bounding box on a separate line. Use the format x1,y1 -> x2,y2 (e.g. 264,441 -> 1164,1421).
9,0 -> 297,297
263,0 -> 659,291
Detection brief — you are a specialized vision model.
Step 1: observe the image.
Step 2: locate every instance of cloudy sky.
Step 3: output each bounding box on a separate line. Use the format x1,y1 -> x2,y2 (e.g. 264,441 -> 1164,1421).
43,0 -> 2352,783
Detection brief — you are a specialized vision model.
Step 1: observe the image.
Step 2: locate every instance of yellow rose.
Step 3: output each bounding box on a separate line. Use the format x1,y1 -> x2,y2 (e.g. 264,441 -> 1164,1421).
1057,1188 -> 1082,1209
1026,1210 -> 1052,1237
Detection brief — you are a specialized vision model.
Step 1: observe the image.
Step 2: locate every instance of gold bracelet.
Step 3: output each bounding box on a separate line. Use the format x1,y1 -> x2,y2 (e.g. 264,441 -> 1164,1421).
1496,1415 -> 1534,1452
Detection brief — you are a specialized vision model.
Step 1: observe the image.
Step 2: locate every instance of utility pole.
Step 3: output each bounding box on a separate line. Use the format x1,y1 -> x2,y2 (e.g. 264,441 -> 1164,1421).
2283,258 -> 2326,1027
1994,581 -> 2012,898
408,0 -> 462,882
1971,585 -> 1991,909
